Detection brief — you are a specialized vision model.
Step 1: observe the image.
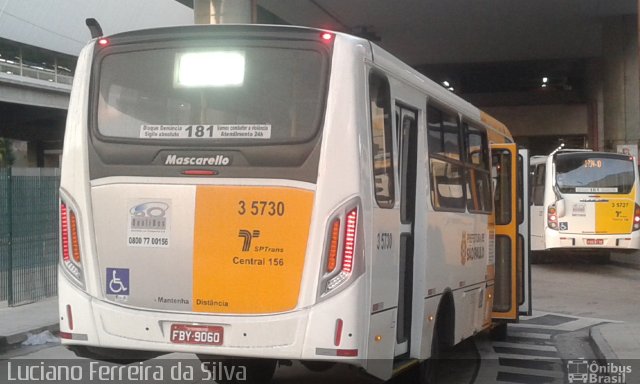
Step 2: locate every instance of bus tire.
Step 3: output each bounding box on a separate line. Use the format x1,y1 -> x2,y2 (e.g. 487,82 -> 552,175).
419,321 -> 441,384
198,356 -> 277,384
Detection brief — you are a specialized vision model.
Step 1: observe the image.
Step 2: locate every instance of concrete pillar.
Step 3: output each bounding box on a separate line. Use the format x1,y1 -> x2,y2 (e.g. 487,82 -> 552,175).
193,0 -> 255,24
601,15 -> 640,151
604,14 -> 640,266
585,59 -> 604,150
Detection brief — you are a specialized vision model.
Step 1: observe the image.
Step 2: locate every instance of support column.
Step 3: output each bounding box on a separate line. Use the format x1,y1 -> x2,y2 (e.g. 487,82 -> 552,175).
604,13 -> 640,265
193,0 -> 255,24
601,15 -> 640,151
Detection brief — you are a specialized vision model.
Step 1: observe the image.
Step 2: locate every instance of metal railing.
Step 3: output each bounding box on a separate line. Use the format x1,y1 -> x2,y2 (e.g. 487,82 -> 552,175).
0,168 -> 60,307
0,60 -> 74,86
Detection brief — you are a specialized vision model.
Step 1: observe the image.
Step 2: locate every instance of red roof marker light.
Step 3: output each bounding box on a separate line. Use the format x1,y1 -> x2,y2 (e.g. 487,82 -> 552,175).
320,32 -> 333,42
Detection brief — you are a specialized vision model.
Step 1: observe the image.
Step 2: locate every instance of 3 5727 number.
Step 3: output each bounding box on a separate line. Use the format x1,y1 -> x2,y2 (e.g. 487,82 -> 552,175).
238,201 -> 285,216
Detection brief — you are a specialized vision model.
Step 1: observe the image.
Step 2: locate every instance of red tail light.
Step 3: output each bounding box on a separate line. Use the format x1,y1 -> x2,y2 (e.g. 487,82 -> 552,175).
60,199 -> 84,286
547,204 -> 558,230
66,304 -> 74,331
334,318 -> 343,346
634,204 -> 640,231
342,209 -> 358,273
320,202 -> 362,298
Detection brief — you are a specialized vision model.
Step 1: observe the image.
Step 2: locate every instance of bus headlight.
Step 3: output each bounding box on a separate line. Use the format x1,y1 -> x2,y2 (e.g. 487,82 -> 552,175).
633,204 -> 640,231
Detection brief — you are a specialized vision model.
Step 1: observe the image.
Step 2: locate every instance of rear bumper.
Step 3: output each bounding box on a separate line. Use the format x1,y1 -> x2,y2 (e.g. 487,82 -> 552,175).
545,230 -> 640,250
58,271 -> 366,362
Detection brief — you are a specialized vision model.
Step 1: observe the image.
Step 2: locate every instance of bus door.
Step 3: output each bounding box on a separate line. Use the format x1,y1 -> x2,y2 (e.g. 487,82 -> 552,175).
518,149 -> 532,316
490,144 -> 530,320
363,91 -> 419,380
394,105 -> 418,357
529,159 -> 547,251
365,72 -> 398,380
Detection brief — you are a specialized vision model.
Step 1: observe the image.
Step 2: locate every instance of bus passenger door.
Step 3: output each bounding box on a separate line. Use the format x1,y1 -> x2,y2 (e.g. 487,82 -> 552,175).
365,72 -> 398,380
529,161 -> 547,251
394,105 -> 418,357
518,149 -> 532,316
490,143 -> 522,321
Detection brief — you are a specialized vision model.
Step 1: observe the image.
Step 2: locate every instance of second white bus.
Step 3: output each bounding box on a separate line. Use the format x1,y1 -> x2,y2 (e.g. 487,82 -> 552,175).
530,148 -> 640,252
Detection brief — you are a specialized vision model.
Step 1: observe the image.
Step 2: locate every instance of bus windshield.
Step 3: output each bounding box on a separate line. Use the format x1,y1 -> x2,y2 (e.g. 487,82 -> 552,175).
555,152 -> 635,194
95,44 -> 328,145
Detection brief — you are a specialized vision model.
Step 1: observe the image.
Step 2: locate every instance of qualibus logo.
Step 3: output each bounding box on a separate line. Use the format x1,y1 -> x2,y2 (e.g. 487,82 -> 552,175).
130,202 -> 169,231
567,360 -> 631,384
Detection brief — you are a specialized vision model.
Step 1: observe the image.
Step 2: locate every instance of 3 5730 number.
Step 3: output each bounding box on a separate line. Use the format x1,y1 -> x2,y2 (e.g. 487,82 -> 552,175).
238,201 -> 285,216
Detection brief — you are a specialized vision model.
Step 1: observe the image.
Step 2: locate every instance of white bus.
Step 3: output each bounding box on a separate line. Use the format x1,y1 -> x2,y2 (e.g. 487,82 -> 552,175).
58,24 -> 530,382
530,148 -> 640,252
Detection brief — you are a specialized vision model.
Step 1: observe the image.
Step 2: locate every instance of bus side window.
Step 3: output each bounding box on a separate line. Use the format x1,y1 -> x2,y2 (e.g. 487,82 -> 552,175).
369,72 -> 395,208
492,150 -> 512,225
427,104 -> 465,211
532,164 -> 545,206
464,123 -> 491,213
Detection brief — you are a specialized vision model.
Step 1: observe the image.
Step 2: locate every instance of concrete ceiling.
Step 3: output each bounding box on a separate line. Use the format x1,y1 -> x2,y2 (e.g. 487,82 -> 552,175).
256,0 -> 637,66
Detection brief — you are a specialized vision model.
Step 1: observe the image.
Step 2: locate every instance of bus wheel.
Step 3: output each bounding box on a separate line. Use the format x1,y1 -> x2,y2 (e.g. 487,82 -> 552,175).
419,326 -> 440,384
198,356 -> 277,384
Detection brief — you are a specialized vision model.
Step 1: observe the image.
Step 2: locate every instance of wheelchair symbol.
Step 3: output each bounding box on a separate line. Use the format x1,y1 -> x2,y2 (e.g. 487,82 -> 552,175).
106,268 -> 129,295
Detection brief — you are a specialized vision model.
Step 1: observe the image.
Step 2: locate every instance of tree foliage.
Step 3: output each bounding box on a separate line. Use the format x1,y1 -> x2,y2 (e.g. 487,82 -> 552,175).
0,138 -> 15,167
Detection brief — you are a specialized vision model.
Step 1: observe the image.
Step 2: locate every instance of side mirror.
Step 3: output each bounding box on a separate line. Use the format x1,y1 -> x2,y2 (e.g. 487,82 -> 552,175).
556,198 -> 566,217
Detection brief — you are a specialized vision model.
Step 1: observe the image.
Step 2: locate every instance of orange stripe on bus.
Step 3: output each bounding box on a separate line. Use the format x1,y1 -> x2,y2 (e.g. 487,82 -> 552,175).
192,186 -> 314,314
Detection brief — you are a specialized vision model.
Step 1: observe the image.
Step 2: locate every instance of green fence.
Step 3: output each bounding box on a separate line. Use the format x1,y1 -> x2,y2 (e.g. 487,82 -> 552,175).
0,167 -> 60,307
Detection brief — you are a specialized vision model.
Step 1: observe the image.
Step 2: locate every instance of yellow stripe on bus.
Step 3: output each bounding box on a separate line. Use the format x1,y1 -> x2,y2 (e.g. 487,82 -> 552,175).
193,186 -> 314,314
595,186 -> 637,234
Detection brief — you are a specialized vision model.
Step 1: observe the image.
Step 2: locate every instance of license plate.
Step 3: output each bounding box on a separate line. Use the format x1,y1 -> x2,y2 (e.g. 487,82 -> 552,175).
169,324 -> 224,345
586,239 -> 604,245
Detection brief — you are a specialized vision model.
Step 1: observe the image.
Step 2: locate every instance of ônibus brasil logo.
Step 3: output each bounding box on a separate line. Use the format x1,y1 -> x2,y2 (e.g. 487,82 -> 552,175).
567,359 -> 631,384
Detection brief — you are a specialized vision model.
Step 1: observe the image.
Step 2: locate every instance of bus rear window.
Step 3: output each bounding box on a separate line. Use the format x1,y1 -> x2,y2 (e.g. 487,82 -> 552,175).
555,153 -> 635,194
95,45 -> 328,144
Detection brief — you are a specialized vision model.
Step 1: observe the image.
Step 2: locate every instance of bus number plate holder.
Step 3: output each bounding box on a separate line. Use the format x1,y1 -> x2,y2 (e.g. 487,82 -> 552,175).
586,239 -> 603,245
169,324 -> 224,345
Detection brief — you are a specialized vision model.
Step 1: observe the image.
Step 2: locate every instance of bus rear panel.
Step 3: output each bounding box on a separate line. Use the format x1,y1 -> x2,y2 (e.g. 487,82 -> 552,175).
59,26 -> 369,362
537,151 -> 640,250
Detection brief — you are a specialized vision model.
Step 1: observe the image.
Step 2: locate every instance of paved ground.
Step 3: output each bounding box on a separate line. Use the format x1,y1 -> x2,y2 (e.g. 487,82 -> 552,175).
477,311 -> 609,384
0,297 -> 58,347
531,263 -> 640,322
1,261 -> 639,383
